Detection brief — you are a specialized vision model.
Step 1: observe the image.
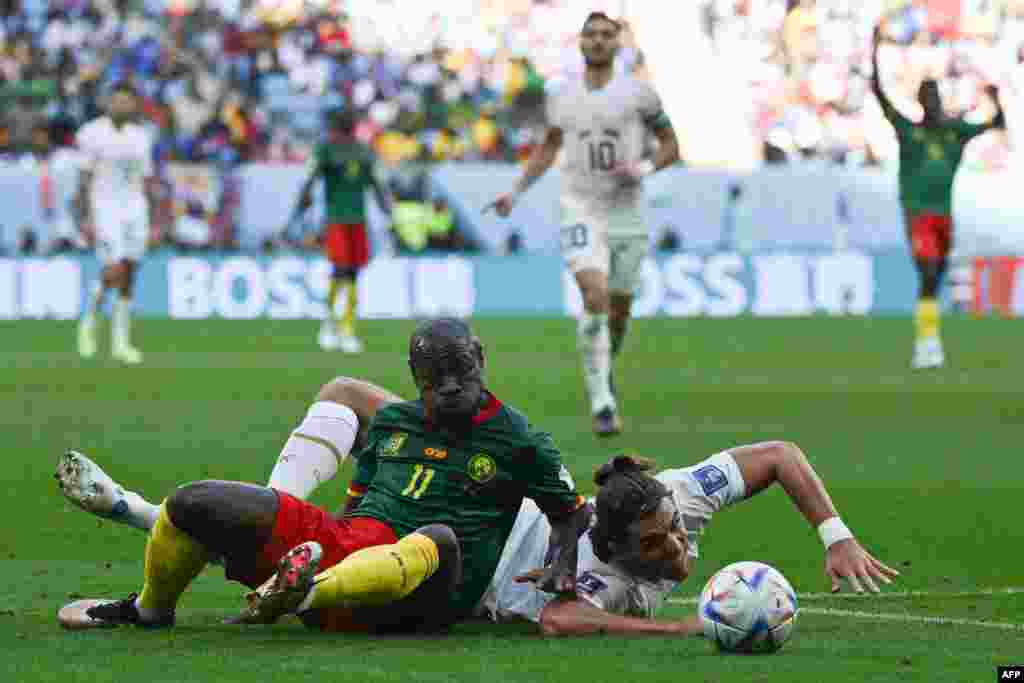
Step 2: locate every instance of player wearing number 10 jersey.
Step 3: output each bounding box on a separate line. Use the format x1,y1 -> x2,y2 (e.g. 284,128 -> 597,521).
488,12 -> 680,437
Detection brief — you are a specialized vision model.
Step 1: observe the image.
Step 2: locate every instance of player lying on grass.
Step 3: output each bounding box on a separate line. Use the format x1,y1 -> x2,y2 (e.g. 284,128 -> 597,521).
55,318 -> 588,632
491,449 -> 898,636
59,375 -> 897,636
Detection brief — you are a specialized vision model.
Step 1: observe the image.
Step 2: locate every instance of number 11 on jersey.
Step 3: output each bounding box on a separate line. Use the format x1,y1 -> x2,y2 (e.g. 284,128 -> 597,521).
401,464 -> 436,499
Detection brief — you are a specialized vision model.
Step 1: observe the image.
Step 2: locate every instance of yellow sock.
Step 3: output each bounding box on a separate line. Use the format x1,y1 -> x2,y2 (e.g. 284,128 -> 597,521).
339,278 -> 356,337
326,278 -> 341,321
304,533 -> 439,611
915,298 -> 940,340
137,504 -> 209,612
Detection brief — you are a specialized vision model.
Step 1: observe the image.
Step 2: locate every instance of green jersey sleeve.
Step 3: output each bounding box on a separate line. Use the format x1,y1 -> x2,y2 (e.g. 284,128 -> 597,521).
881,99 -> 913,139
305,144 -> 325,178
953,118 -> 995,143
523,430 -> 583,519
348,429 -> 381,497
365,148 -> 381,179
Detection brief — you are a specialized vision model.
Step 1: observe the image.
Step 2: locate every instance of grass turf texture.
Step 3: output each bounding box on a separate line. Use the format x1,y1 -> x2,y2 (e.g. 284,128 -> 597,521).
1,317 -> 1021,683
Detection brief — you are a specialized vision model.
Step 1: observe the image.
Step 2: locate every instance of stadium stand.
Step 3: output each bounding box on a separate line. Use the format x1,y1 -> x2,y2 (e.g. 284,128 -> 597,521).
1,0 -> 1023,254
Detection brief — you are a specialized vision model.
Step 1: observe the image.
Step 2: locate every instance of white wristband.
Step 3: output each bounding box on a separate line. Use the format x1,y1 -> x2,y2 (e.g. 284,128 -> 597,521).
817,517 -> 854,550
636,159 -> 656,177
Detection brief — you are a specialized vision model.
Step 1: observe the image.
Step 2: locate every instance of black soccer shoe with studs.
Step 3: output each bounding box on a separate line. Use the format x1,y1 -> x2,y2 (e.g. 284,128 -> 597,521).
84,593 -> 175,629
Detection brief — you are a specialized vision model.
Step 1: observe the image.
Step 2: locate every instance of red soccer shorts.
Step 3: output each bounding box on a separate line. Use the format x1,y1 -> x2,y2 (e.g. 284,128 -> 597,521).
908,212 -> 953,261
323,223 -> 370,270
226,491 -> 397,589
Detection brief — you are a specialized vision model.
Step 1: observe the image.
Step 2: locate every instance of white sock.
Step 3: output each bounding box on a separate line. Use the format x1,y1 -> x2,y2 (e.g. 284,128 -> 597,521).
578,313 -> 615,414
113,296 -> 132,349
267,401 -> 358,499
112,490 -> 161,532
83,282 -> 101,322
110,487 -> 223,565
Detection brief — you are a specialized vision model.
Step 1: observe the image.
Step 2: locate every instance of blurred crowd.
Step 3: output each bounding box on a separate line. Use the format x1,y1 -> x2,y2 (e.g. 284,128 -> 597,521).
5,0 -> 1023,169
0,0 -> 627,167
703,0 -> 1024,169
0,0 -> 627,253
6,0 -> 1024,255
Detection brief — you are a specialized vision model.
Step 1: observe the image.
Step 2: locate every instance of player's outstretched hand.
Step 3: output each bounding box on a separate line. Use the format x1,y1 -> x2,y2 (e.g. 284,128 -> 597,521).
483,192 -> 517,218
514,567 -> 576,594
825,538 -> 900,594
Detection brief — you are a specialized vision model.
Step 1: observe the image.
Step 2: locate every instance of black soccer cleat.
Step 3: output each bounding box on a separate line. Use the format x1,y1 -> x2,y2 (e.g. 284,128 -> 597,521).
593,407 -> 623,438
83,593 -> 174,629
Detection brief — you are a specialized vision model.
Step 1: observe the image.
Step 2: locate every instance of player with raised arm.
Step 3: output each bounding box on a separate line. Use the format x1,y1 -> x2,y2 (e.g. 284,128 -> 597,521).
75,82 -> 156,365
56,319 -> 588,632
286,109 -> 393,353
492,445 -> 899,636
486,12 -> 680,437
871,22 -> 1005,369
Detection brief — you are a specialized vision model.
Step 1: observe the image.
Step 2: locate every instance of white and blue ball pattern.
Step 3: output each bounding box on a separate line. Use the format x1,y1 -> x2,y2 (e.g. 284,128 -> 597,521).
698,561 -> 799,653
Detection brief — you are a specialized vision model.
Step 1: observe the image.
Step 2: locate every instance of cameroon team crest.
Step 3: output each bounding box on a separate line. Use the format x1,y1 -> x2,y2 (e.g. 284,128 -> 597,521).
467,453 -> 497,483
381,432 -> 408,456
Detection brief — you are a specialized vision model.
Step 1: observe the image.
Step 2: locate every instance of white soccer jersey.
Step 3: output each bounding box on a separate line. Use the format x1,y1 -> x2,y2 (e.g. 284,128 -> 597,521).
480,451 -> 747,622
547,73 -> 667,213
49,147 -> 84,243
76,117 -> 153,206
575,452 -> 747,618
50,148 -> 82,209
1004,63 -> 1024,159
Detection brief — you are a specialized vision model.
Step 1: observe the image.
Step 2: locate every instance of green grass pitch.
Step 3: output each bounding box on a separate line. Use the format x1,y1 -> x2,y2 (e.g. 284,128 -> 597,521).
1,316 -> 1022,682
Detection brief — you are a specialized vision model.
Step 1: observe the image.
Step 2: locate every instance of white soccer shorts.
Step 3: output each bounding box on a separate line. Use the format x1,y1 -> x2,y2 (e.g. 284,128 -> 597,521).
477,498 -> 553,623
92,200 -> 148,265
559,200 -> 649,295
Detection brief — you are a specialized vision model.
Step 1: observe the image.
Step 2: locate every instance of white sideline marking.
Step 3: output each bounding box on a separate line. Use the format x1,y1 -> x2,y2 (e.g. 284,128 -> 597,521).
669,587 -> 1024,632
796,607 -> 1024,632
669,586 -> 1024,605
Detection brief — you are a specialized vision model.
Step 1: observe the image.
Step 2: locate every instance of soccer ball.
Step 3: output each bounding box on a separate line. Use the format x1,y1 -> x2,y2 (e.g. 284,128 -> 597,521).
698,561 -> 799,654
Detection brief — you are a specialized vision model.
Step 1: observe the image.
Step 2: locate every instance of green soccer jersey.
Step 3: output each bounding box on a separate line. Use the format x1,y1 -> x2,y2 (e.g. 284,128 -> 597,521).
879,99 -> 997,215
309,142 -> 378,223
346,396 -> 581,616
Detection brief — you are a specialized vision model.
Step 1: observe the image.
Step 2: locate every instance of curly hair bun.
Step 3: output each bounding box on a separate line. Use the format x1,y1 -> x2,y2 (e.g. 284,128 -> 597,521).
593,453 -> 656,486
